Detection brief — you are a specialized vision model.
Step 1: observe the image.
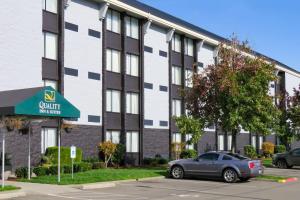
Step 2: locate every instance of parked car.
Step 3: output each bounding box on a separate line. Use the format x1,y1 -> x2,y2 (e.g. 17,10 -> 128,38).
168,152 -> 263,183
272,148 -> 300,169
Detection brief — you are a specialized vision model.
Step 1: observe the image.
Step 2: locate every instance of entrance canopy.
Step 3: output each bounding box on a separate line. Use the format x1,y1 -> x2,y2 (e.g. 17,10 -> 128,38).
0,86 -> 80,118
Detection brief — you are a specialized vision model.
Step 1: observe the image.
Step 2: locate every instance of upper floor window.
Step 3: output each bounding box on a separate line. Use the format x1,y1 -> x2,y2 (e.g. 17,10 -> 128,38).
125,16 -> 139,39
126,92 -> 139,114
126,54 -> 139,77
106,49 -> 120,73
43,0 -> 57,14
106,90 -> 121,113
172,99 -> 182,117
43,32 -> 58,60
44,79 -> 58,90
106,9 -> 121,33
172,33 -> 181,53
172,66 -> 182,85
185,69 -> 193,88
184,38 -> 194,56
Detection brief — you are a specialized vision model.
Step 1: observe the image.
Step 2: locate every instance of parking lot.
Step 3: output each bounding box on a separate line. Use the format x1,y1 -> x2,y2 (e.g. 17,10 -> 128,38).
12,175 -> 300,200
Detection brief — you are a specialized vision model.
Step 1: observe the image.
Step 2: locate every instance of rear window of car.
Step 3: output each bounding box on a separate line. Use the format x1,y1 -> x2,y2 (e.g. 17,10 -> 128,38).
226,153 -> 248,160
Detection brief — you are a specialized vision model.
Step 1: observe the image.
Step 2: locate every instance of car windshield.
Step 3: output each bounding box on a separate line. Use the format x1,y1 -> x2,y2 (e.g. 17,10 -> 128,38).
226,153 -> 248,160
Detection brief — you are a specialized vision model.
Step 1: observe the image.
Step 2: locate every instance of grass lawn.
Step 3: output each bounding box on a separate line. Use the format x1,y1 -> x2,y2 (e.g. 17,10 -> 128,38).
0,185 -> 20,192
262,158 -> 273,168
19,168 -> 166,185
256,175 -> 289,182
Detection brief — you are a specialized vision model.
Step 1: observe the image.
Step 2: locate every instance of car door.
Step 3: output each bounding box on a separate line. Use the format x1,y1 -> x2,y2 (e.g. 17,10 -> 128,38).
193,153 -> 220,176
290,149 -> 300,166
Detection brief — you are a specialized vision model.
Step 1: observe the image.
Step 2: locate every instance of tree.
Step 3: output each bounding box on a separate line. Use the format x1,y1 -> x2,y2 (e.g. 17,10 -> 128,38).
184,36 -> 279,153
98,141 -> 117,168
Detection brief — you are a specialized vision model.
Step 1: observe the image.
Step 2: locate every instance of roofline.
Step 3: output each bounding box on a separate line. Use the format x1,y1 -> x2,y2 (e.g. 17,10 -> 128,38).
100,0 -> 300,77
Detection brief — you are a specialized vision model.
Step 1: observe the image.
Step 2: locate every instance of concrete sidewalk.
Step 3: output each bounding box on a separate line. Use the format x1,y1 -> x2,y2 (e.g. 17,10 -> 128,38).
264,167 -> 300,178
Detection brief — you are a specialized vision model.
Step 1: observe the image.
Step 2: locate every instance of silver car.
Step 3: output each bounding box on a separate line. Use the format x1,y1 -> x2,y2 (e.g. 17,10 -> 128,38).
168,152 -> 263,183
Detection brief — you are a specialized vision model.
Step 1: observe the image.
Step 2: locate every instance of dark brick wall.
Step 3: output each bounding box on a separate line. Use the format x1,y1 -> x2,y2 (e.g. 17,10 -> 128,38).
292,141 -> 300,149
198,131 -> 216,153
236,133 -> 250,154
265,134 -> 276,144
61,125 -> 102,159
143,128 -> 169,158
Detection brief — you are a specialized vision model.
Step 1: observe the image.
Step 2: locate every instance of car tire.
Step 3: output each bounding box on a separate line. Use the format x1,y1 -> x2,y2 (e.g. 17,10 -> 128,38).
277,160 -> 288,169
171,166 -> 184,179
223,168 -> 238,183
240,177 -> 250,182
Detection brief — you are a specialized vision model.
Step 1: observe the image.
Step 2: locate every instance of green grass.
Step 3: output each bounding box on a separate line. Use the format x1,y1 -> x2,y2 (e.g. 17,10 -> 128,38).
19,168 -> 166,185
0,185 -> 20,192
256,175 -> 289,182
262,158 -> 273,168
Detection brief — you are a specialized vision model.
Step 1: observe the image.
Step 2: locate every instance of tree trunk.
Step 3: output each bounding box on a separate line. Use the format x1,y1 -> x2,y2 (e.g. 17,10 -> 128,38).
231,130 -> 237,153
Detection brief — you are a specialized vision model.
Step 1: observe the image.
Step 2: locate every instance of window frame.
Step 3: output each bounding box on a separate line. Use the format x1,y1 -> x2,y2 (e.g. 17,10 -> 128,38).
126,131 -> 139,153
184,38 -> 194,56
172,99 -> 182,117
126,92 -> 139,114
172,33 -> 181,53
41,127 -> 57,154
106,89 -> 121,113
43,0 -> 58,14
172,66 -> 182,85
43,79 -> 58,90
125,16 -> 139,39
126,53 -> 139,77
185,134 -> 194,150
106,49 -> 121,73
43,32 -> 58,60
106,130 -> 121,144
106,9 -> 121,33
185,69 -> 193,88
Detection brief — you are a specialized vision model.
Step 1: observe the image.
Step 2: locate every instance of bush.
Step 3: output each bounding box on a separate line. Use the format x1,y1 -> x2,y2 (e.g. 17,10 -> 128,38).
143,157 -> 168,166
180,149 -> 197,159
157,157 -> 168,165
92,162 -> 106,169
15,167 -> 31,179
244,145 -> 257,158
33,166 -> 48,177
98,141 -> 117,168
262,142 -> 275,157
45,146 -> 83,165
112,144 -> 126,166
143,158 -> 153,166
47,165 -> 58,175
275,145 -> 286,153
82,157 -> 99,164
73,162 -> 92,172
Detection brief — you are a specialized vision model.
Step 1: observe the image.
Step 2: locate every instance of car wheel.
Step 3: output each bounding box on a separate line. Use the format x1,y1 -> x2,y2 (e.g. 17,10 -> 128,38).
171,166 -> 184,179
223,168 -> 238,183
277,160 -> 288,169
240,177 -> 250,182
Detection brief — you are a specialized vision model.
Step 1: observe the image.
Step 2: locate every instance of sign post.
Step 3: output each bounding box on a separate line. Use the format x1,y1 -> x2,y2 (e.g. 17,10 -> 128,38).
70,145 -> 76,179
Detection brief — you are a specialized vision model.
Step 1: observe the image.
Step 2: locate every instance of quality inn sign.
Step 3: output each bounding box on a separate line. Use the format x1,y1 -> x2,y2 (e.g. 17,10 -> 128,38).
14,86 -> 80,118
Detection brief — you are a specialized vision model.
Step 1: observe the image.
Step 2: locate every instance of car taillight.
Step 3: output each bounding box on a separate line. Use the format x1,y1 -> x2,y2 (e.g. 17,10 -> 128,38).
248,162 -> 255,169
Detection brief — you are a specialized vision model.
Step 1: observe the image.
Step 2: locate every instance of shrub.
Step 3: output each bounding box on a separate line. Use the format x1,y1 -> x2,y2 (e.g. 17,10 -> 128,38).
275,145 -> 286,153
143,158 -> 153,166
82,157 -> 99,164
15,167 -> 31,179
73,162 -> 92,172
45,146 -> 82,165
47,165 -> 59,175
244,145 -> 257,158
180,149 -> 197,159
92,162 -> 106,169
262,142 -> 275,157
157,157 -> 168,165
112,144 -> 126,166
143,157 -> 168,166
33,166 -> 48,177
98,141 -> 117,168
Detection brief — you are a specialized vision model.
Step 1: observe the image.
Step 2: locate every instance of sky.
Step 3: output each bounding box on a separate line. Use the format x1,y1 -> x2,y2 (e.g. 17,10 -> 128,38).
139,0 -> 300,71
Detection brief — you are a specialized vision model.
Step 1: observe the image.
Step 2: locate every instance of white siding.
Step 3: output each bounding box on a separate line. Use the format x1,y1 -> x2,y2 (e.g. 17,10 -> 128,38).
64,0 -> 102,125
285,71 -> 300,95
0,0 -> 43,91
144,24 -> 169,129
197,43 -> 215,69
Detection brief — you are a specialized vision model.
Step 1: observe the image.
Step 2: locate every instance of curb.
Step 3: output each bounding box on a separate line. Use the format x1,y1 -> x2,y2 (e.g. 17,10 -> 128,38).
77,176 -> 165,190
0,190 -> 26,199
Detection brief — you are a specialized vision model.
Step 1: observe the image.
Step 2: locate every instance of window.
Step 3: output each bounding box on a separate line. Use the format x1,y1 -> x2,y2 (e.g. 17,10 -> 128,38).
126,92 -> 139,114
259,136 -> 263,150
43,32 -> 58,60
172,33 -> 181,52
198,153 -> 219,161
172,66 -> 182,85
185,69 -> 193,87
218,135 -> 224,151
126,54 -> 139,77
126,131 -> 139,152
184,38 -> 194,56
43,0 -> 57,14
172,133 -> 181,143
106,90 -> 121,112
222,155 -> 232,160
251,136 -> 257,149
172,99 -> 182,117
106,49 -> 121,73
41,128 -> 57,154
227,135 -> 232,150
125,16 -> 139,39
292,149 -> 300,156
44,79 -> 58,90
186,134 -> 193,150
106,9 -> 120,33
106,130 -> 120,144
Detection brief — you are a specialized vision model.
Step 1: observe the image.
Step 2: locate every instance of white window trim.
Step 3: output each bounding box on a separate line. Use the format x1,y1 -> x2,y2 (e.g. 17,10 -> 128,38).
126,54 -> 139,77
41,128 -> 57,154
43,0 -> 57,14
172,66 -> 182,85
44,79 -> 58,90
106,130 -> 121,144
43,32 -> 58,60
125,16 -> 139,39
106,90 -> 121,113
126,131 -> 139,152
172,99 -> 182,117
106,9 -> 121,33
126,92 -> 139,114
106,49 -> 121,73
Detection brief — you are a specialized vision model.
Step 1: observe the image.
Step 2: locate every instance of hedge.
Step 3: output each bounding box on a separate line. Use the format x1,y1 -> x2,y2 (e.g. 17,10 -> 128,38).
45,146 -> 82,165
180,149 -> 197,159
275,145 -> 286,153
33,162 -> 92,176
244,145 -> 257,158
